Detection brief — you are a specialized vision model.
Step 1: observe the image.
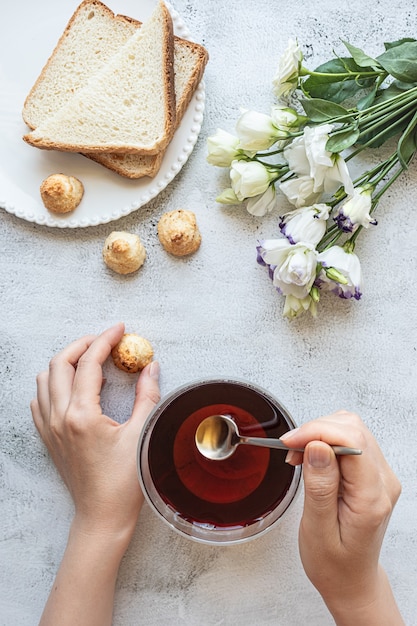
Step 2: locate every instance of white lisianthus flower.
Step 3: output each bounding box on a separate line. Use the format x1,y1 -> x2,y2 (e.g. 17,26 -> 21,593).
323,153 -> 354,195
335,185 -> 377,232
272,39 -> 303,99
258,239 -> 318,299
230,160 -> 274,200
236,109 -> 284,151
283,294 -> 318,318
280,204 -> 330,245
317,245 -> 362,299
279,175 -> 321,208
283,125 -> 354,201
246,185 -> 277,216
207,129 -> 240,167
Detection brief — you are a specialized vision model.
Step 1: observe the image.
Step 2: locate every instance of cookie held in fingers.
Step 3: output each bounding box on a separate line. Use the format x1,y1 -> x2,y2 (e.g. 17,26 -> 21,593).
111,333 -> 154,373
40,173 -> 84,213
103,231 -> 146,274
158,209 -> 201,256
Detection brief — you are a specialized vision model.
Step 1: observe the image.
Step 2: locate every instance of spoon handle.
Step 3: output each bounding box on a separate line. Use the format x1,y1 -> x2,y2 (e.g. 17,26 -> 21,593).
241,437 -> 362,456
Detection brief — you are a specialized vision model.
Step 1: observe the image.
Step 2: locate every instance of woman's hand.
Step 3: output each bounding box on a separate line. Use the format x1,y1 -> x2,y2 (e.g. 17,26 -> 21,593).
281,410 -> 403,626
30,323 -> 161,626
31,322 -> 160,540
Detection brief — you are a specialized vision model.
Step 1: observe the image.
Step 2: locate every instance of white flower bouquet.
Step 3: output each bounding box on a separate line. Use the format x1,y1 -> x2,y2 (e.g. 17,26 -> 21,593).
207,38 -> 417,318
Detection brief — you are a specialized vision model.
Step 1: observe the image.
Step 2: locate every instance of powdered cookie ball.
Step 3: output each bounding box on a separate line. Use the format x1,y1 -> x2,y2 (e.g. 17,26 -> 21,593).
111,333 -> 154,373
157,209 -> 201,256
103,231 -> 146,274
40,173 -> 84,213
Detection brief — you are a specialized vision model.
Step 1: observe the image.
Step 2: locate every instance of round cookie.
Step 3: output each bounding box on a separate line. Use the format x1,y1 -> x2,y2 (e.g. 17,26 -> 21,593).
40,173 -> 84,213
157,209 -> 201,256
103,231 -> 146,274
111,333 -> 154,373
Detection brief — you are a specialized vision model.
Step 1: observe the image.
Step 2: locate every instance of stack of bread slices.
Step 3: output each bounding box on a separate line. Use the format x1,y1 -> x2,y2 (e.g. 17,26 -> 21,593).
22,0 -> 208,178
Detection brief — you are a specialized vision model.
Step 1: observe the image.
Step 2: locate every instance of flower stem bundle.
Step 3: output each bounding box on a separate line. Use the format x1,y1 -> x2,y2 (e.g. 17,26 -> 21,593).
207,38 -> 417,318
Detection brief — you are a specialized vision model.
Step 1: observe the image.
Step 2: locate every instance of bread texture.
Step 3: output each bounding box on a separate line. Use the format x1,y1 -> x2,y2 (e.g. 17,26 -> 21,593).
87,38 -> 208,177
23,0 -> 208,178
22,1 -> 139,130
23,1 -> 176,155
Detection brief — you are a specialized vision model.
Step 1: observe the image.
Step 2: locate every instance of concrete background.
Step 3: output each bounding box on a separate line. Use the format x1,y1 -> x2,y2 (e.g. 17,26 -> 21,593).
1,0 -> 416,624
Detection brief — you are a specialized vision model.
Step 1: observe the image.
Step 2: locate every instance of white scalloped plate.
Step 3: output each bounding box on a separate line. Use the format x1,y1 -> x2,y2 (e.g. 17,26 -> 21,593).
0,0 -> 205,228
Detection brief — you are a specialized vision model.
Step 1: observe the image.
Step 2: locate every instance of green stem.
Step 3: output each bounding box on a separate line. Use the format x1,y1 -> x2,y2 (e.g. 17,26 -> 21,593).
369,155 -> 400,189
310,86 -> 417,130
372,161 -> 405,202
357,103 -> 416,139
356,85 -> 417,118
301,66 -> 383,80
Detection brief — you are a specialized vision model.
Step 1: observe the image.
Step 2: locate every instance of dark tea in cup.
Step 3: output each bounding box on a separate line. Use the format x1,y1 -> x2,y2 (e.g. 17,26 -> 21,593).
137,378 -> 301,544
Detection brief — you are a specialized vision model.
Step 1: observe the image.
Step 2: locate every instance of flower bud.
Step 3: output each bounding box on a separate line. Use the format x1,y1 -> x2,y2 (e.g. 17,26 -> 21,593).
271,105 -> 305,131
236,109 -> 283,151
230,160 -> 274,201
283,294 -> 318,318
272,39 -> 303,99
215,188 -> 240,204
324,266 -> 349,284
207,129 -> 240,167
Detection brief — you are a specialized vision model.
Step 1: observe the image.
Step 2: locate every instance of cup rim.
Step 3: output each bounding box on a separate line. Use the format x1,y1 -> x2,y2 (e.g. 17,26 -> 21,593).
137,377 -> 302,545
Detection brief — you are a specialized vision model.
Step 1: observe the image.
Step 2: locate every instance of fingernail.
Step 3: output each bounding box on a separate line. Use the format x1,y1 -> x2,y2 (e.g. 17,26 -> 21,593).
280,427 -> 299,441
307,443 -> 332,468
148,361 -> 160,379
285,450 -> 296,464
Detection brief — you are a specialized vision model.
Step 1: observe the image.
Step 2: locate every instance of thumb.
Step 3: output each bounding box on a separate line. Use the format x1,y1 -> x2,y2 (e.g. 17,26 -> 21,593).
302,441 -> 340,532
129,361 -> 161,433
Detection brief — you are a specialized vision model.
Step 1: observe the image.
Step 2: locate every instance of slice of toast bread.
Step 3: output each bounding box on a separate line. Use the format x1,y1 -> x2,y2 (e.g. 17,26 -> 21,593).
23,1 -> 176,155
86,37 -> 208,177
22,0 -> 208,177
22,0 -> 139,130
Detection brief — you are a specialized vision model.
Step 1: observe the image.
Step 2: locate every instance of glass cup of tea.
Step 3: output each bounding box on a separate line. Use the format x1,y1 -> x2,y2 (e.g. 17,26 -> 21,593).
137,378 -> 302,545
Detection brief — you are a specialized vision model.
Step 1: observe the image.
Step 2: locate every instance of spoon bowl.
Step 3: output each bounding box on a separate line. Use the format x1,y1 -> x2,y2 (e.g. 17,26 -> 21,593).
195,414 -> 362,461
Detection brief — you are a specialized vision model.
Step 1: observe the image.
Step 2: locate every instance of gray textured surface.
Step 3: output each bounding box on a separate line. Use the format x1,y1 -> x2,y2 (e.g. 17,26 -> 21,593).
1,0 -> 417,624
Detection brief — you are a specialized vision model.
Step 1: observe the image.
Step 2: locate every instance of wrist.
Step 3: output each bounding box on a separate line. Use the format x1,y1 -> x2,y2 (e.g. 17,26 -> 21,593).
324,566 -> 404,626
70,512 -> 137,561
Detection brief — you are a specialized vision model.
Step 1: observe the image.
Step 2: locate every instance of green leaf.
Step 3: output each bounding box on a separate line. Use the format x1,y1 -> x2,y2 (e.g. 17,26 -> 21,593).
377,41 -> 417,82
303,57 -> 377,103
397,110 -> 417,167
300,98 -> 350,122
326,127 -> 360,152
342,40 -> 381,69
384,38 -> 417,50
357,85 -> 378,110
374,82 -> 412,104
303,76 -> 373,103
